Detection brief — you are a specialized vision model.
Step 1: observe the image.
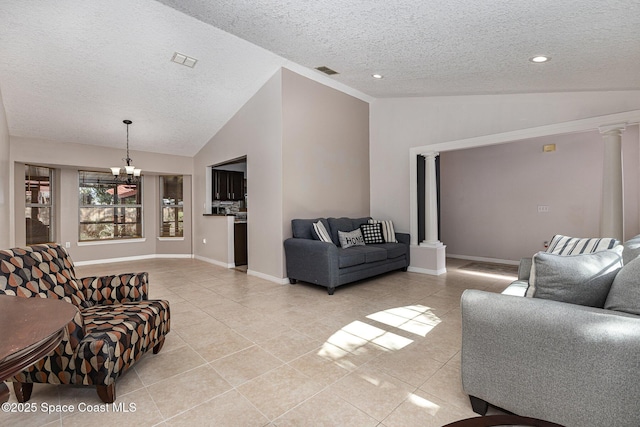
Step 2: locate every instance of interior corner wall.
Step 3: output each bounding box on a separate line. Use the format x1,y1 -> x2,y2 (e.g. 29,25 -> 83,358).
281,68 -> 370,236
370,90 -> 640,238
0,88 -> 9,248
439,126 -> 640,261
193,70 -> 284,280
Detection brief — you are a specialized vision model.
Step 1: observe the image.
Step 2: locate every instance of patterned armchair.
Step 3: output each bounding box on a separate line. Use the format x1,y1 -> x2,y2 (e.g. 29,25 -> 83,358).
0,243 -> 170,403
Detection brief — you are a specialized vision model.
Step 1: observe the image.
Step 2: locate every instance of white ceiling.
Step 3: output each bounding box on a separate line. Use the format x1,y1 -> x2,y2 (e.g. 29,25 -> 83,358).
1,0 -> 639,157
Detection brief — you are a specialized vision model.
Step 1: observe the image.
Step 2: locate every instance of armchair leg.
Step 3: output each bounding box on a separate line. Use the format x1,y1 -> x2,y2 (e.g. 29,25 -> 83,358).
327,287 -> 335,295
13,382 -> 33,403
153,337 -> 165,354
469,395 -> 489,415
96,384 -> 115,403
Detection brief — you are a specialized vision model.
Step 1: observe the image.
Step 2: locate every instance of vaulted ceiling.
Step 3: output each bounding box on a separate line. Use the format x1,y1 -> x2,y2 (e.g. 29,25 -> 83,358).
1,0 -> 639,156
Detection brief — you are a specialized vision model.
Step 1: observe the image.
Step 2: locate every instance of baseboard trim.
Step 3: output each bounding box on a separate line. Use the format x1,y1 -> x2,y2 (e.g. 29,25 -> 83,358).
407,266 -> 447,276
247,269 -> 289,285
193,255 -> 234,269
75,253 -> 193,266
447,254 -> 520,266
76,254 -> 288,284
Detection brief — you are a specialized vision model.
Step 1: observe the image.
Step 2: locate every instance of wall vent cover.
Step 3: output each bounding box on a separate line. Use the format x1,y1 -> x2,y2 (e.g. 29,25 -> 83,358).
315,66 -> 339,75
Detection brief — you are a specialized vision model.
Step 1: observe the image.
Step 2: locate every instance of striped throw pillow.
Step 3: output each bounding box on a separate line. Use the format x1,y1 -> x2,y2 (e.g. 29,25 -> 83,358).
312,221 -> 332,243
369,219 -> 397,243
546,235 -> 619,255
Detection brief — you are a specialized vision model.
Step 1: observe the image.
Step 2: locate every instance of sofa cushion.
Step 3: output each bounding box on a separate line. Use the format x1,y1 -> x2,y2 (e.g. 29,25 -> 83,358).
313,221 -> 332,243
604,256 -> 640,315
338,229 -> 365,248
369,219 -> 397,243
368,242 -> 406,259
81,300 -> 171,380
292,218 -> 330,240
337,246 -> 387,268
622,234 -> 640,265
501,280 -> 528,297
527,246 -> 623,307
337,248 -> 365,268
546,234 -> 619,255
0,244 -> 90,308
327,217 -> 370,246
360,223 -> 385,244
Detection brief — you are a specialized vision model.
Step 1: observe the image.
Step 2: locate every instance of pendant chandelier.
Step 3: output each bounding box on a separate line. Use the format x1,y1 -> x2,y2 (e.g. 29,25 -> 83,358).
110,119 -> 141,182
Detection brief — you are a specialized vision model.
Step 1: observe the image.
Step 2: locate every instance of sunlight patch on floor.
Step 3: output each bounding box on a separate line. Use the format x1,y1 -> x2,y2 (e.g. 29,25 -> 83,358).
366,304 -> 441,337
408,392 -> 441,415
457,269 -> 517,281
317,305 -> 442,366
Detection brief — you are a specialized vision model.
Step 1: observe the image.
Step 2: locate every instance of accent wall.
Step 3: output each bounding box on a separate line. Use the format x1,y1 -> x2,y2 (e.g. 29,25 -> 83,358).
370,91 -> 640,261
440,126 -> 640,261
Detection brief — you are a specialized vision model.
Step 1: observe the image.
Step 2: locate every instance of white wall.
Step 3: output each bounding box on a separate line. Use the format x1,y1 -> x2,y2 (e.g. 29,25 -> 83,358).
193,68 -> 371,281
0,88 -> 9,248
282,68 -> 370,231
371,91 -> 640,239
193,70 -> 284,280
10,136 -> 193,262
440,126 -> 640,261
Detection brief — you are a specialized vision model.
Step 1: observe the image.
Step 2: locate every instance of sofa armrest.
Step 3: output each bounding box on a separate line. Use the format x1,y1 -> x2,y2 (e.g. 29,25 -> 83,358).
284,238 -> 339,286
80,272 -> 149,305
395,232 -> 410,265
517,257 -> 532,280
395,232 -> 410,245
461,289 -> 640,427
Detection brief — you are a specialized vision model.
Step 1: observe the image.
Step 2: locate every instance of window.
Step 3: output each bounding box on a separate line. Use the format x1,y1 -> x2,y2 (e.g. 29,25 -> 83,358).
25,165 -> 54,244
79,171 -> 142,241
160,175 -> 183,237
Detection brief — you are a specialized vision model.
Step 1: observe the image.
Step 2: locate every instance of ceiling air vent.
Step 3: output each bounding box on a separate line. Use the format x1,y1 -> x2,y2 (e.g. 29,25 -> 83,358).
315,66 -> 339,75
171,52 -> 198,68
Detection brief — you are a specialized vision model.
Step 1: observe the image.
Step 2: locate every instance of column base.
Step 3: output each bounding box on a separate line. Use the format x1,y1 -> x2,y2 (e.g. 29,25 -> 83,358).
419,240 -> 444,248
408,244 -> 447,275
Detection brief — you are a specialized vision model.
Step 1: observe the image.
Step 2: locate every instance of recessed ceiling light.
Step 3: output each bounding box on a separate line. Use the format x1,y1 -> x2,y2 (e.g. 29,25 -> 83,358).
372,74 -> 384,79
530,55 -> 551,63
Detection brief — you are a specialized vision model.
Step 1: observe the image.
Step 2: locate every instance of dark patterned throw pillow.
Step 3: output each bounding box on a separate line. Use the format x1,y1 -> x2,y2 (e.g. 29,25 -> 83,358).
360,223 -> 385,244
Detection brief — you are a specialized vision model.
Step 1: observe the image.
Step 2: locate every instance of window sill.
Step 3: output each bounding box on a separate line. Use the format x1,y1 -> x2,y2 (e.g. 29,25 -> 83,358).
157,237 -> 185,241
77,238 -> 146,246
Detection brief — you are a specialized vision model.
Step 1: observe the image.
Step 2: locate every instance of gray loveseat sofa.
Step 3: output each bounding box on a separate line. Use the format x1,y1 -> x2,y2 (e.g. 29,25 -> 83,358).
460,235 -> 640,427
284,217 -> 410,295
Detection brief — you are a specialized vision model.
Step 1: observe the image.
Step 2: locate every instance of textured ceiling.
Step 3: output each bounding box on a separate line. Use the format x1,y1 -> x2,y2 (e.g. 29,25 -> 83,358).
0,0 -> 292,156
1,1 -> 639,157
157,0 -> 640,97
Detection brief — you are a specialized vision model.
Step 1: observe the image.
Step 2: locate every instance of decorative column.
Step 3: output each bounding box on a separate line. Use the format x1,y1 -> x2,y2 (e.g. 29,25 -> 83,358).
599,124 -> 625,241
420,152 -> 443,247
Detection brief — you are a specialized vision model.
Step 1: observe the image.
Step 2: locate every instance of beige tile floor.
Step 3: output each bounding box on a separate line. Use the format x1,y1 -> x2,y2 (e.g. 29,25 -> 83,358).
1,257 -> 517,427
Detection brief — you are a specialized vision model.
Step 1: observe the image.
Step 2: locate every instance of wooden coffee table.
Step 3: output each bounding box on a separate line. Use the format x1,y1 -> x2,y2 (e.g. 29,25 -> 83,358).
443,414 -> 565,427
0,295 -> 78,402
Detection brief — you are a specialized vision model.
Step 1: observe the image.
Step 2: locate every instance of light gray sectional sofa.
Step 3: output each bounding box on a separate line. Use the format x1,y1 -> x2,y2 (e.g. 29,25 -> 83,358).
284,217 -> 410,295
461,235 -> 640,427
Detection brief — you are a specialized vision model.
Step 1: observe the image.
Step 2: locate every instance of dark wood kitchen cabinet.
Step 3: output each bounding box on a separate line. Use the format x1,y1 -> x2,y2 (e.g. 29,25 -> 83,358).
227,171 -> 244,201
212,170 -> 244,201
234,222 -> 247,266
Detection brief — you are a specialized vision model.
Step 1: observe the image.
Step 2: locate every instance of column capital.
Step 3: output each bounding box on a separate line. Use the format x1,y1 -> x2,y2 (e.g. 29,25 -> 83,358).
420,151 -> 439,159
599,123 -> 626,136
